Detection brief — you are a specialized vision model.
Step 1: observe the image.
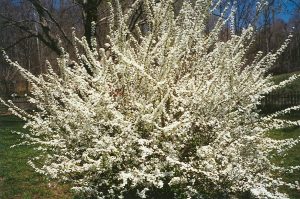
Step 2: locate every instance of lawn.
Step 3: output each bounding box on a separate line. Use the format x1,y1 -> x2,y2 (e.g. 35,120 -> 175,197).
0,114 -> 299,198
0,116 -> 73,199
271,71 -> 300,93
268,126 -> 300,199
263,72 -> 300,198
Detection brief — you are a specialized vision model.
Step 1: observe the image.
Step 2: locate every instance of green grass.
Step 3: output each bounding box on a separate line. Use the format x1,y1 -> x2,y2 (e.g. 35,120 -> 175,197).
0,116 -> 73,199
268,126 -> 300,199
272,71 -> 300,92
269,72 -> 300,198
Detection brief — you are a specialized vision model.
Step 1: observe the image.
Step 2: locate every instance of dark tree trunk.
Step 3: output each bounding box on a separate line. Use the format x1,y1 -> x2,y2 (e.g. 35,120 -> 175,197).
80,0 -> 102,48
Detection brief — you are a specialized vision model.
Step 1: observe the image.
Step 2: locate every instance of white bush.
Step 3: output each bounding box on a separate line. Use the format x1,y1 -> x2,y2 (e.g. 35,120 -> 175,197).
1,0 -> 300,198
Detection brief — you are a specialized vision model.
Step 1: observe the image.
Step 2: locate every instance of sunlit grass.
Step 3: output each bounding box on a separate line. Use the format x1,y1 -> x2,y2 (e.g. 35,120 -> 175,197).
0,116 -> 74,199
268,126 -> 300,199
272,71 -> 300,92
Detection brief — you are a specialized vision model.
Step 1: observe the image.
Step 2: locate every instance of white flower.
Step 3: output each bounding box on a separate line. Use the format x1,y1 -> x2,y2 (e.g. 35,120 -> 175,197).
1,0 -> 299,198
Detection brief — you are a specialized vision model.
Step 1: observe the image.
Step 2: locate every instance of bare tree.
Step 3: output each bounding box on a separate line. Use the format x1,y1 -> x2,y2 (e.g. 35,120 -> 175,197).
0,65 -> 18,96
0,0 -> 299,78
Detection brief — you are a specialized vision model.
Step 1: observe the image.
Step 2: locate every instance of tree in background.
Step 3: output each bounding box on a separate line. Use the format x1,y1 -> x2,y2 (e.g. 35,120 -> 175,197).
0,64 -> 18,96
1,0 -> 300,198
0,0 -> 300,78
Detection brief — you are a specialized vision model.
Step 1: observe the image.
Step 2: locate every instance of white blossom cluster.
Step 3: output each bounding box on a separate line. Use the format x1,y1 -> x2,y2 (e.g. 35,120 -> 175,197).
1,0 -> 300,198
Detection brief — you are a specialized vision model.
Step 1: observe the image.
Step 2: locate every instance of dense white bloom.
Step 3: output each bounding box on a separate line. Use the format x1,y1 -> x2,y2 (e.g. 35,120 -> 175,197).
1,0 -> 300,198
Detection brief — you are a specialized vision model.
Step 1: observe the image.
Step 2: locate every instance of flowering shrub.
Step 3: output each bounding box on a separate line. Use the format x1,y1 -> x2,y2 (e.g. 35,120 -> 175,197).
1,0 -> 300,198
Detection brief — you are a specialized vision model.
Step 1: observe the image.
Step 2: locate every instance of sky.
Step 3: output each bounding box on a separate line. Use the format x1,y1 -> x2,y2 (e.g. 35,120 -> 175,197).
276,1 -> 299,22
9,0 -> 299,23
